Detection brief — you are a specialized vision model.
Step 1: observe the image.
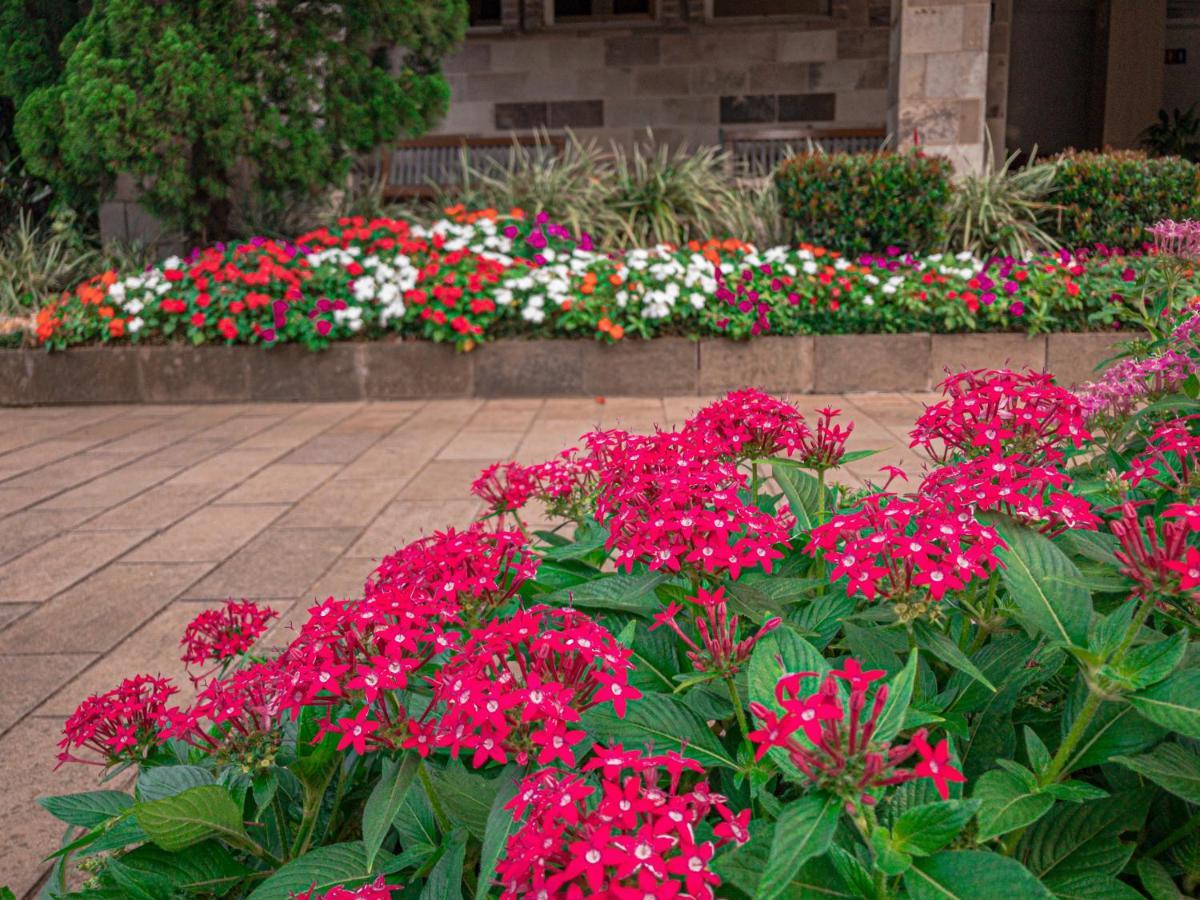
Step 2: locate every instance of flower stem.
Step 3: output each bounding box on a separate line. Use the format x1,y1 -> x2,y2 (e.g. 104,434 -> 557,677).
725,675 -> 749,738
418,758 -> 452,836
1147,808 -> 1200,858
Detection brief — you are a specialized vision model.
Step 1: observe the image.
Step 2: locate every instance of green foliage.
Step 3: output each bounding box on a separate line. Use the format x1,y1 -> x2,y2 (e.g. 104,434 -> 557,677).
1140,105 -> 1200,163
1047,150 -> 1200,248
0,208 -> 97,315
12,0 -> 467,242
774,150 -> 953,255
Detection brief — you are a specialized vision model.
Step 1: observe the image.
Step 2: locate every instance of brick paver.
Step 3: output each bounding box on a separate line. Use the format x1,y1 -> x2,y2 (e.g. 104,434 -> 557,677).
0,394 -> 927,895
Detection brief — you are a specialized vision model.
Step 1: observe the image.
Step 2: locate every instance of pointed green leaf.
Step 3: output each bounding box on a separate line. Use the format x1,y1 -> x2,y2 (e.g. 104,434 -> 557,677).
580,692 -> 736,770
904,850 -> 1052,899
1114,743 -> 1200,803
362,753 -> 418,870
972,769 -> 1054,841
134,785 -> 249,853
420,828 -> 466,900
248,842 -> 385,900
996,522 -> 1092,647
874,649 -> 919,744
912,621 -> 994,691
1130,670 -> 1200,738
39,791 -> 133,828
893,799 -> 981,857
476,766 -> 524,897
755,792 -> 840,900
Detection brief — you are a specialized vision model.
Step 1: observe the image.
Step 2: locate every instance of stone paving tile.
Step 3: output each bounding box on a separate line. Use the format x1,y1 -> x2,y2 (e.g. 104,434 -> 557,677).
214,463 -> 339,505
0,530 -> 152,605
0,653 -> 96,733
165,448 -> 284,489
436,429 -> 523,461
183,526 -> 360,600
0,562 -> 211,656
398,459 -> 493,500
305,554 -> 373,601
276,479 -> 401,529
0,508 -> 96,565
279,433 -> 380,465
35,464 -> 181,511
349,499 -> 483,559
125,503 -> 286,563
75,482 -> 226,532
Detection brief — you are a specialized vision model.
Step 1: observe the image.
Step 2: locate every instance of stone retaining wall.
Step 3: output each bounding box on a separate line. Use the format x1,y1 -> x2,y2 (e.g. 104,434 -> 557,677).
0,332 -> 1127,405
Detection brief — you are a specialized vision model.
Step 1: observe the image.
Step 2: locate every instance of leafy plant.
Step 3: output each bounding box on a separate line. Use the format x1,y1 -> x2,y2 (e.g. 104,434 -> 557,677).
1140,105 -> 1200,163
941,137 -> 1060,258
38,311 -> 1200,898
0,208 -> 95,315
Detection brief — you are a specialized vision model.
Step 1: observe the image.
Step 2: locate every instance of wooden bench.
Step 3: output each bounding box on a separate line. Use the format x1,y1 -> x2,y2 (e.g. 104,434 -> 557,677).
721,127 -> 889,177
372,134 -> 567,199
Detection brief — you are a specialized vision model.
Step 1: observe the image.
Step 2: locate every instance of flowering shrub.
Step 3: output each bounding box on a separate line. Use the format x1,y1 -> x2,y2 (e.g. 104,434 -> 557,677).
37,306 -> 1200,899
30,208 -> 1200,351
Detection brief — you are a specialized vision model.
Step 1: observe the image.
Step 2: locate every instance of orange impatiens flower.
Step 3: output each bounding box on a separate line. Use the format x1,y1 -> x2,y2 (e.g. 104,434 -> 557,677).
108,319 -> 126,338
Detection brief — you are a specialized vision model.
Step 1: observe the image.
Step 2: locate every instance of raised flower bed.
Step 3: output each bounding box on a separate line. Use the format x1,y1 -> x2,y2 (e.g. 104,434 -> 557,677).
37,306 -> 1200,898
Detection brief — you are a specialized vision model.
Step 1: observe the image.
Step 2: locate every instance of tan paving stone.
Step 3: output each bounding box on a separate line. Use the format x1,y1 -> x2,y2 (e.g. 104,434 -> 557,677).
166,448 -> 283,489
125,504 -> 285,563
0,530 -> 151,605
349,499 -> 483,558
305,555 -> 372,601
76,482 -> 226,532
0,439 -> 98,480
276,479 -> 399,529
0,562 -> 210,655
437,430 -> 523,461
35,464 -> 181,511
0,508 -> 96,565
184,526 -> 360,600
0,603 -> 33,628
214,463 -> 338,505
279,433 -> 380,465
0,653 -> 97,733
330,445 -> 428,483
399,460 -> 491,500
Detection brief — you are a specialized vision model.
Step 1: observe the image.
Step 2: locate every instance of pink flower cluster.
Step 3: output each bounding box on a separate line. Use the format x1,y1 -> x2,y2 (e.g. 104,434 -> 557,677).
57,675 -> 177,768
1148,219 -> 1200,259
1123,416 -> 1200,498
1111,502 -> 1200,601
683,388 -> 812,459
180,599 -> 277,677
651,587 -> 781,677
1075,351 -> 1198,426
748,660 -> 964,806
496,746 -> 748,899
912,369 -> 1090,464
421,607 -> 639,768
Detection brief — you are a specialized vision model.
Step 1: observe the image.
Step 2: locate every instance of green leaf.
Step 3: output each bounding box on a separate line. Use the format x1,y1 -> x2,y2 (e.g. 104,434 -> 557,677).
747,630 -> 830,779
904,850 -> 1052,899
39,791 -> 133,828
1017,791 -> 1150,884
771,463 -> 825,530
912,621 -> 994,691
248,842 -> 384,900
420,828 -> 467,900
874,649 -> 918,744
1042,781 -> 1109,802
755,793 -> 840,900
996,522 -> 1092,647
1137,857 -> 1185,899
972,769 -> 1055,841
1042,872 -> 1146,899
103,840 -> 250,896
580,692 -> 736,770
1114,743 -> 1200,803
1059,684 -> 1167,774
546,572 -> 669,615
714,824 -> 854,898
893,799 -> 981,856
476,766 -> 524,898
1130,670 -> 1200,738
426,762 -> 501,842
134,785 -> 249,853
136,766 -> 215,802
362,753 -> 418,870
1106,632 -> 1186,690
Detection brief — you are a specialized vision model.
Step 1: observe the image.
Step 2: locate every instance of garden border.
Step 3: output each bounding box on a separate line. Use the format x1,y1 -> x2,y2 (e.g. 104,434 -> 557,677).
0,332 -> 1129,405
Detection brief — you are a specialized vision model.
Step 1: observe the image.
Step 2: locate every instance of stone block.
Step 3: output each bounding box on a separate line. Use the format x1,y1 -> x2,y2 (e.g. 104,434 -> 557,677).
720,94 -> 778,124
930,333 -> 1046,379
778,29 -> 838,62
635,66 -> 692,96
814,334 -> 931,392
689,66 -> 748,95
605,35 -> 660,67
549,36 -> 606,69
473,340 -> 585,396
581,338 -> 697,396
808,59 -> 873,91
902,5 -> 966,55
834,89 -> 887,124
246,343 -> 364,401
489,38 -> 550,72
837,27 -> 891,60
0,346 -> 142,404
495,101 -> 548,130
748,62 -> 811,94
779,92 -> 837,122
444,41 -> 493,73
465,71 -> 532,102
135,346 -> 251,403
98,202 -> 128,245
549,100 -> 604,128
699,336 -> 814,394
362,341 -> 472,398
924,50 -> 988,100
1045,331 -> 1129,388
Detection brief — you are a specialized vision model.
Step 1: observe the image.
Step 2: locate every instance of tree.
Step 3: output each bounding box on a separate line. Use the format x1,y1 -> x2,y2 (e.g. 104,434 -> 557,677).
11,0 -> 467,241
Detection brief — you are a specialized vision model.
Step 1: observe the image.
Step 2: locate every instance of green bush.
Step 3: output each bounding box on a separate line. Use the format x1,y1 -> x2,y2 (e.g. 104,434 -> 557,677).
774,150 -> 953,255
1048,150 -> 1200,248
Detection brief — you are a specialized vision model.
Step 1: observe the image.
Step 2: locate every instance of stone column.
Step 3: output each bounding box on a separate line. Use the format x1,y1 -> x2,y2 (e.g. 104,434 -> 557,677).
887,0 -> 991,174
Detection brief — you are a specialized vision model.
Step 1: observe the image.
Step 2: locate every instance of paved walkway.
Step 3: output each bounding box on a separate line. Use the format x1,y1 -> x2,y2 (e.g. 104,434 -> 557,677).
0,394 -> 927,895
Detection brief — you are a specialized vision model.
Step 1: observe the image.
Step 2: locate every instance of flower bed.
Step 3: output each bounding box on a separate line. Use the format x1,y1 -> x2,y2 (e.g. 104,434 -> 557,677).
31,208 -> 1199,352
33,307 -> 1200,898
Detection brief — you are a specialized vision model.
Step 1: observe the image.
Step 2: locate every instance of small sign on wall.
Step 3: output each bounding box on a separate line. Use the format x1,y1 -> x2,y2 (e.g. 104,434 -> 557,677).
1165,48 -> 1188,65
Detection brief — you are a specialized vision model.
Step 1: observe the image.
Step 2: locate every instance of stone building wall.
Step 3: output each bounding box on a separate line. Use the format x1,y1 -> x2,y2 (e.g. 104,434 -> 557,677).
432,0 -> 895,150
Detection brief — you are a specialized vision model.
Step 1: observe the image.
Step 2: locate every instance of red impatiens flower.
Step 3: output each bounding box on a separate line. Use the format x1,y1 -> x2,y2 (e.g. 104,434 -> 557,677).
495,745 -> 747,899
58,674 -> 177,768
748,660 -> 965,806
650,586 -> 780,677
912,368 -> 1090,464
180,599 -> 278,680
422,607 -> 639,768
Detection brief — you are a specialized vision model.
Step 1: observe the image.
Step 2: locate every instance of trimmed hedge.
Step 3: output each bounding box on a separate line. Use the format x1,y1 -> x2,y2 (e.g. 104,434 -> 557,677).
774,150 -> 953,256
1049,150 -> 1200,248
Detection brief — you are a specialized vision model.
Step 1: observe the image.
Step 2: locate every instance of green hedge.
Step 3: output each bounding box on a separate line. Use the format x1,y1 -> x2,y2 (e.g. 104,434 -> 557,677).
774,151 -> 952,255
1048,150 -> 1200,248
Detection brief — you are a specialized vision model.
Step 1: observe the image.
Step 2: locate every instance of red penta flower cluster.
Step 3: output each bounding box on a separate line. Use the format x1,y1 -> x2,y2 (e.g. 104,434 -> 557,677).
180,599 -> 278,679
651,587 -> 780,677
797,406 -> 854,473
294,876 -> 400,899
496,746 -> 748,899
57,674 -> 177,768
807,492 -> 1006,608
921,453 -> 1100,535
683,388 -> 812,459
912,368 -> 1090,463
1110,502 -> 1200,604
472,461 -> 536,519
594,431 -> 790,579
422,607 -> 639,768
1122,415 -> 1200,498
368,524 -> 538,623
748,660 -> 964,806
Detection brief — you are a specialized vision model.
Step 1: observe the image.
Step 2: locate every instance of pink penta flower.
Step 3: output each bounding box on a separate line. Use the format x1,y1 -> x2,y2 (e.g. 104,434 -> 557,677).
472,461 -> 536,518
180,599 -> 278,679
912,368 -> 1090,464
649,586 -> 780,677
292,876 -> 401,899
495,745 -> 747,899
422,607 -> 640,768
683,388 -> 812,460
748,660 -> 965,806
1111,502 -> 1200,609
58,674 -> 176,768
1121,416 -> 1200,498
798,407 -> 854,472
1165,502 -> 1200,532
